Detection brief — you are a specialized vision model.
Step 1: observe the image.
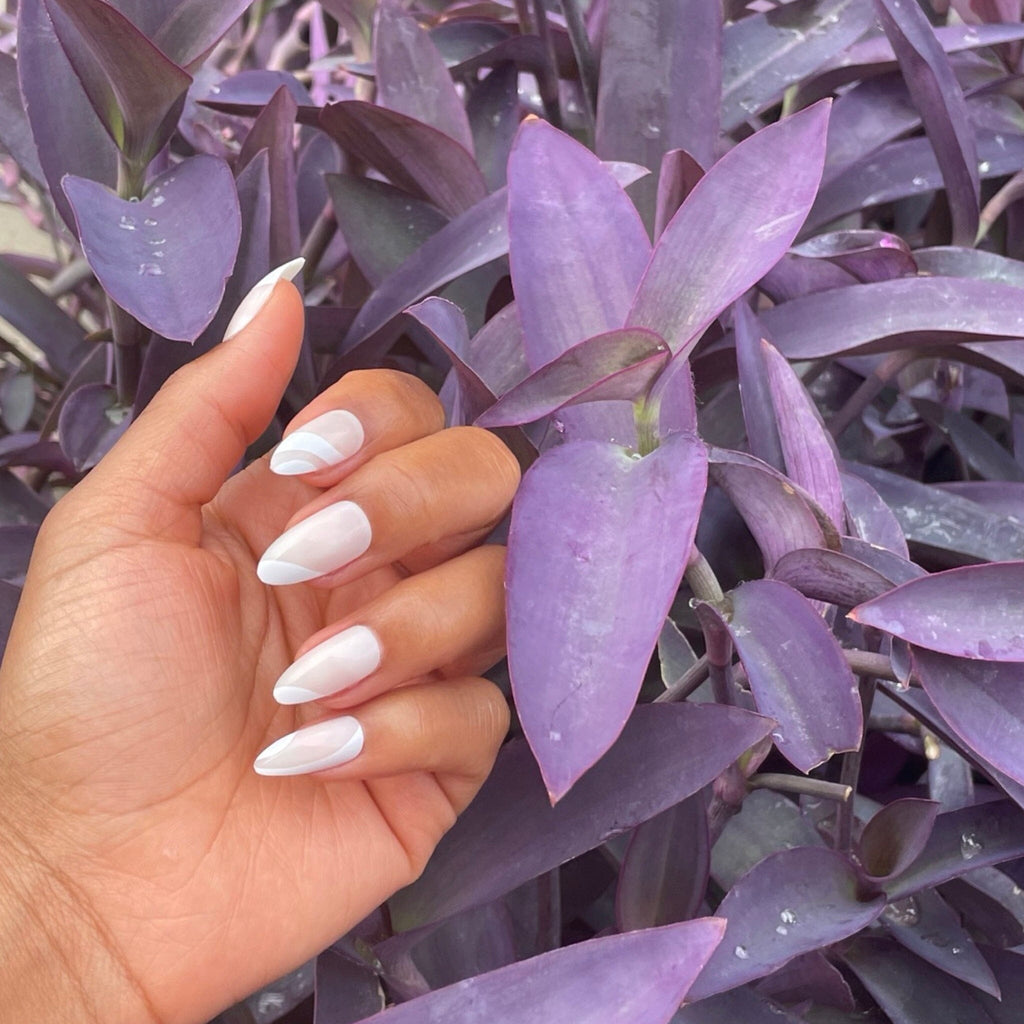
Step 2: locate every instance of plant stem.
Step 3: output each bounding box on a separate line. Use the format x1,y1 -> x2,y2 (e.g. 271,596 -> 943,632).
655,655 -> 710,703
827,348 -> 918,440
557,0 -> 598,131
836,675 -> 877,853
842,649 -> 898,682
531,0 -> 562,128
513,0 -> 533,33
748,773 -> 853,803
685,547 -> 724,604
300,200 -> 337,286
633,396 -> 660,456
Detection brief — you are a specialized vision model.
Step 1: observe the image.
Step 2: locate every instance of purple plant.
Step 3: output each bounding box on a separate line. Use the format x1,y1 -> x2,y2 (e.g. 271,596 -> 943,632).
5,0 -> 1024,1021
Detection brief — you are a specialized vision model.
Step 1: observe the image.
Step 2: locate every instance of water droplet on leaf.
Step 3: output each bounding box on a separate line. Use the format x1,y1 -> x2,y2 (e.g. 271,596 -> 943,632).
960,831 -> 983,860
775,925 -> 788,935
118,216 -> 136,231
151,195 -> 166,207
883,896 -> 920,926
733,945 -> 749,959
779,908 -> 797,925
138,262 -> 164,276
144,218 -> 159,227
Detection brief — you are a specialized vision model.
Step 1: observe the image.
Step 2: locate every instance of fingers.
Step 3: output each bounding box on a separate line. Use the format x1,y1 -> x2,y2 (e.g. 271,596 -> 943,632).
253,675 -> 509,792
71,261 -> 305,544
272,545 -> 507,706
256,426 -> 521,587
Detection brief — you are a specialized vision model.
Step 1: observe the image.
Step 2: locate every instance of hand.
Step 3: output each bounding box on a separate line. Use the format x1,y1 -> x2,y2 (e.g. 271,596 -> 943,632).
0,266 -> 519,1024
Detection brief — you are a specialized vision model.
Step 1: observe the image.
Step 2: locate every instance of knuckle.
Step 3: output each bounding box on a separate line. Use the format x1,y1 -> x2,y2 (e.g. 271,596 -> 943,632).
451,427 -> 522,495
351,369 -> 445,431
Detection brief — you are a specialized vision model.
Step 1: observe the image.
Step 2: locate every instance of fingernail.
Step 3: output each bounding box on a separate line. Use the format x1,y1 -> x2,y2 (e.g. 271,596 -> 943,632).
253,716 -> 364,776
274,626 -> 382,704
224,257 -> 305,341
270,410 -> 365,476
256,501 -> 372,585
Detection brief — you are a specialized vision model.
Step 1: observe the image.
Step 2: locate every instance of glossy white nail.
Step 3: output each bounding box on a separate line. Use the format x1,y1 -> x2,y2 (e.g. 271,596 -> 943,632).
274,626 -> 382,705
223,257 -> 305,341
270,410 -> 365,476
256,501 -> 372,585
253,716 -> 364,776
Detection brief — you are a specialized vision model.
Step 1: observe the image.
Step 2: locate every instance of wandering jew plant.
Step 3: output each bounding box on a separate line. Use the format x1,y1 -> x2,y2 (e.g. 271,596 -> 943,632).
7,0 -> 1024,1020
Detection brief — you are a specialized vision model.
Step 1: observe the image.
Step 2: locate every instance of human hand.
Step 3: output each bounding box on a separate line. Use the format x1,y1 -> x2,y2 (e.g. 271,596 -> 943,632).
0,262 -> 519,1024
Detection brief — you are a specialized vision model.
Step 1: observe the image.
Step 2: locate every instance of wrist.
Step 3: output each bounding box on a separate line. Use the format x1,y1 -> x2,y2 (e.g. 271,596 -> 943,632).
0,814 -> 160,1024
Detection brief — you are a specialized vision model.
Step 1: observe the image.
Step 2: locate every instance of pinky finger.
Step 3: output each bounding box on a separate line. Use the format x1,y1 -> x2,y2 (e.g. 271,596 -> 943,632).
252,676 -> 509,786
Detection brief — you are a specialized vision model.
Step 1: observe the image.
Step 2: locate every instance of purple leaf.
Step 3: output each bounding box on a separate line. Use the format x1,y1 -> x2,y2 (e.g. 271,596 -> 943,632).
755,952 -> 855,1010
972,948 -> 1024,1024
617,790 -> 710,931
237,86 -> 300,268
935,481 -> 1024,519
850,563 -> 1024,661
658,617 -> 698,686
686,847 -> 885,1001
461,302 -> 530,398
792,229 -> 917,283
761,340 -> 844,530
718,580 -> 862,772
0,525 -> 38,584
17,0 -> 117,233
721,0 -> 876,132
759,252 -> 858,303
198,69 -> 317,122
841,471 -> 910,558
843,938 -> 997,1023
42,0 -> 191,165
762,277 -> 1024,360
389,703 -> 774,929
507,433 -> 707,799
770,548 -> 895,606
943,876 -> 1024,950
508,118 -> 651,370
654,150 -> 706,240
153,0 -> 258,72
652,355 -> 698,437
476,329 -> 669,428
880,888 -> 1000,998
320,100 -> 486,218
886,799 -> 1024,900
914,244 -> 1024,287
374,0 -> 474,153
874,0 -> 979,244
357,920 -> 725,1024
708,448 -> 841,570
858,798 -> 941,883
913,647 -> 1024,788
596,0 -> 720,220
674,987 -> 802,1023
0,579 -> 21,661
628,101 -> 830,359
0,52 -> 43,183
466,64 -> 520,192
314,947 -> 384,1024
733,303 -> 784,472
58,383 -> 131,471
711,790 -> 825,893
64,155 -> 241,343
917,403 -> 1024,484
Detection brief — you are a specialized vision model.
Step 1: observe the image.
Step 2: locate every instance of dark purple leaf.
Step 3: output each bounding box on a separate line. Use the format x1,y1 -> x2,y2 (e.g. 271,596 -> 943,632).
198,69 -> 317,122
791,229 -> 917,283
842,938 -> 997,1023
874,0 -> 979,244
652,354 -> 699,437
296,132 -> 342,241
654,150 -> 706,240
153,0 -> 258,72
461,302 -> 530,398
941,875 -> 1024,950
976,949 -> 1024,1024
658,617 -> 698,686
914,245 -> 1024,288
314,947 -> 384,1024
886,799 -> 1024,900
320,100 -> 486,218
838,539 -> 923,586
0,525 -> 37,584
508,118 -> 651,370
0,371 -> 34,433
389,703 -> 774,929
711,790 -> 825,893
734,303 -> 784,472
0,52 -> 43,183
935,481 -> 1024,519
476,329 -> 669,428
507,433 -> 708,800
428,18 -> 515,70
64,155 -> 241,343
841,471 -> 911,558
466,64 -> 521,192
755,952 -> 855,1010
237,86 -> 300,268
913,648 -> 1024,788
686,847 -> 885,1001
847,461 -> 1024,565
17,0 -> 117,232
917,403 -> 1024,484
327,175 -> 447,286
357,920 -> 726,1024
617,790 -> 710,931
674,987 -> 802,1023
596,0 -> 720,221
762,340 -> 844,530
708,448 -> 841,570
763,277 -> 1024,360
928,741 -> 975,812
880,888 -> 1000,997
770,548 -> 895,606
858,798 -> 941,883
374,0 -> 474,153
850,563 -> 1024,661
42,0 -> 191,165
628,101 -> 830,359
720,0 -> 876,132
58,383 -> 131,471
759,252 -> 858,303
719,580 -> 861,772
0,579 -> 21,662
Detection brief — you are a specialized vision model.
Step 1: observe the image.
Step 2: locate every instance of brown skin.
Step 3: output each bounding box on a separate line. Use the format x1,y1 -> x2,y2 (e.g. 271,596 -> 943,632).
0,281 -> 518,1024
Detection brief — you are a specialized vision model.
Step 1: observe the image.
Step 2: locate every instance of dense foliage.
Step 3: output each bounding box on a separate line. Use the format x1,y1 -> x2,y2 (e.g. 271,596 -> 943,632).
5,0 -> 1024,1021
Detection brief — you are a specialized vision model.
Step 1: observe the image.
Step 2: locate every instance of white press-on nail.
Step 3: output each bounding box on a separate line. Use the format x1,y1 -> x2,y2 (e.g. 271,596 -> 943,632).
253,716 -> 364,776
223,257 -> 305,341
274,625 -> 382,705
270,410 -> 365,476
256,501 -> 372,586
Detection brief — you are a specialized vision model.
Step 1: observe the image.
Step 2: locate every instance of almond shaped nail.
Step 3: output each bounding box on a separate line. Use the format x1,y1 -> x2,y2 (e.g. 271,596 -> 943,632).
253,716 -> 364,776
274,625 -> 382,705
224,257 -> 305,341
270,410 -> 365,476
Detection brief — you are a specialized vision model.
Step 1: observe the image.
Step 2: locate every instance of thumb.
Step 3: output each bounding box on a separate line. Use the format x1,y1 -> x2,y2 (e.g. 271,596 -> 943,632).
80,259 -> 306,542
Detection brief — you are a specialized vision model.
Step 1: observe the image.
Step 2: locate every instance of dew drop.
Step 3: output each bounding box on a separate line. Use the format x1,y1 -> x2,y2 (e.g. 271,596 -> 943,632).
118,215 -> 136,231
779,908 -> 797,925
152,251 -> 165,258
548,730 -> 561,742
641,121 -> 662,139
128,196 -> 141,203
911,176 -> 927,187
775,925 -> 788,935
771,730 -> 785,744
960,831 -> 983,860
138,262 -> 164,276
883,896 -> 920,927
951,946 -> 962,955
979,161 -> 991,174
552,418 -> 566,435
151,195 -> 166,207
148,237 -> 166,246
629,451 -> 643,461
733,945 -> 749,959
144,218 -> 159,227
